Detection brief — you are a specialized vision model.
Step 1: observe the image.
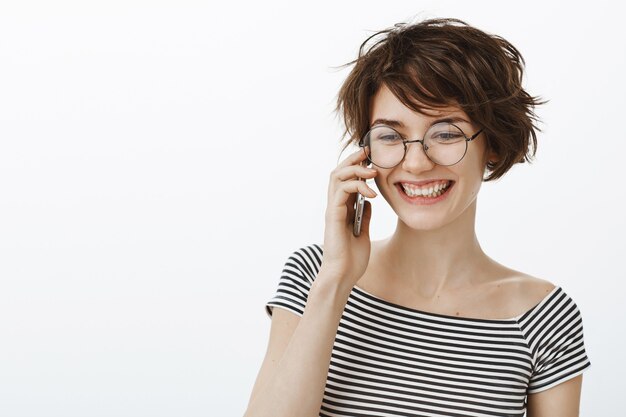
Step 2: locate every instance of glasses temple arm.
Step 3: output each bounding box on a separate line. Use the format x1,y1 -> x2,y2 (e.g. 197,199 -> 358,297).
468,128 -> 484,141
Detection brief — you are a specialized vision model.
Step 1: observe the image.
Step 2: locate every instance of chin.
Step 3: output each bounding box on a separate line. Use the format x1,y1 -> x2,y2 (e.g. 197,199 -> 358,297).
396,211 -> 454,232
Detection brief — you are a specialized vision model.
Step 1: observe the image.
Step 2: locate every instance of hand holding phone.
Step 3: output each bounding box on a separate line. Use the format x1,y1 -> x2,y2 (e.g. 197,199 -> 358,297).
321,147 -> 376,287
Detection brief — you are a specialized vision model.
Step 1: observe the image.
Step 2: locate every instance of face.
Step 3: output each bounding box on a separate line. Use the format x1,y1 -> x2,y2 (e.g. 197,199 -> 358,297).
369,84 -> 495,231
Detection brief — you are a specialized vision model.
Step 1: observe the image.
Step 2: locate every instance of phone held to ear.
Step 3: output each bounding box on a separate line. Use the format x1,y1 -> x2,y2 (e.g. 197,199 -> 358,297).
353,160 -> 368,237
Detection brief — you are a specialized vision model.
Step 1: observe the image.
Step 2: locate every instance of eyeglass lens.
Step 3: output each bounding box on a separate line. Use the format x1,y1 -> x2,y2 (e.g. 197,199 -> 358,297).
363,122 -> 468,168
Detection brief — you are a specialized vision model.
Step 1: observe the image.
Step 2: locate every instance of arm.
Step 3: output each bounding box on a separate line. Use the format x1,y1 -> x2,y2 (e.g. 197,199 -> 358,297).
244,275 -> 352,417
526,375 -> 583,417
245,148 -> 377,417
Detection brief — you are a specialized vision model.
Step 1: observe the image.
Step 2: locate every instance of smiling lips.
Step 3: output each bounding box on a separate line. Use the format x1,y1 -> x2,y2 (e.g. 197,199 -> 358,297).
399,180 -> 452,198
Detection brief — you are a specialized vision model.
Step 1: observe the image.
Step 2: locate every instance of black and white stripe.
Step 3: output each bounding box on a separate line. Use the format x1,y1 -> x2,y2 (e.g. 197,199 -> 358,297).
266,244 -> 591,417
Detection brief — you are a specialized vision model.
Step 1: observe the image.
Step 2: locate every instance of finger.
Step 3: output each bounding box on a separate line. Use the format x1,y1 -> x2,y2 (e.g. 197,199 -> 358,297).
331,164 -> 377,182
327,164 -> 375,202
336,145 -> 370,169
345,190 -> 356,217
330,181 -> 377,210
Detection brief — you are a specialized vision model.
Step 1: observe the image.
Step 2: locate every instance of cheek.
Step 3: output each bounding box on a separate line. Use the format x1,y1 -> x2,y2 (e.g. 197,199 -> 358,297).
373,176 -> 384,195
469,177 -> 483,198
461,165 -> 485,198
373,172 -> 392,200
459,148 -> 487,180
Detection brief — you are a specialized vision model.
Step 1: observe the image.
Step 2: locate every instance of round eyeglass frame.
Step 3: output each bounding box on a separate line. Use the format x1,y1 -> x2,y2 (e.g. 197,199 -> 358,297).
358,123 -> 484,168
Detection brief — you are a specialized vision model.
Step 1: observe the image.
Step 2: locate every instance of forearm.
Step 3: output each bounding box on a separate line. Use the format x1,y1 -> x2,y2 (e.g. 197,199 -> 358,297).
244,275 -> 351,417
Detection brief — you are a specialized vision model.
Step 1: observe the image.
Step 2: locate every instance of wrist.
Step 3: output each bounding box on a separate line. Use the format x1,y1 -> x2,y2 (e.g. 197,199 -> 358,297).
312,269 -> 354,299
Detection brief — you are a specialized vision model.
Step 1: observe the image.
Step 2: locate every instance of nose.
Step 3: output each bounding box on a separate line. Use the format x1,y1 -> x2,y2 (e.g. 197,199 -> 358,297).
401,140 -> 436,173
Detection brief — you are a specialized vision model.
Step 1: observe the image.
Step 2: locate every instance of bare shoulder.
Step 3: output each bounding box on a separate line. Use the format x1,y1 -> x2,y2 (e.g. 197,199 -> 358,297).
507,273 -> 555,298
480,262 -> 557,318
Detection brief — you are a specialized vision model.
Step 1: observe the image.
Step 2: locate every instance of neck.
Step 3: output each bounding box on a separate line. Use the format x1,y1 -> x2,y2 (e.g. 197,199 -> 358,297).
379,199 -> 489,299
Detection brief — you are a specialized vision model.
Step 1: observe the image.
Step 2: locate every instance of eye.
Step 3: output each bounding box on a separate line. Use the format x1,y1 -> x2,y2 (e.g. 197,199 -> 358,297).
433,132 -> 463,140
371,127 -> 403,143
379,133 -> 402,141
427,123 -> 465,143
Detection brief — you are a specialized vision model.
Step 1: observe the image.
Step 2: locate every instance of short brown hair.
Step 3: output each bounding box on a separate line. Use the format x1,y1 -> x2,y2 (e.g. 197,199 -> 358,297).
334,17 -> 546,181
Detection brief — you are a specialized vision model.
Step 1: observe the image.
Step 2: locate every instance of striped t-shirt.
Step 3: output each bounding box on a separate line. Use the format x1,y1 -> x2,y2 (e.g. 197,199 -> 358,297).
265,244 -> 591,417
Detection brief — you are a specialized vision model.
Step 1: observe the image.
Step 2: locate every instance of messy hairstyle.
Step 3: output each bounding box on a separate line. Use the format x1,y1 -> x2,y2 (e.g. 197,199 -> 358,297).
334,17 -> 545,181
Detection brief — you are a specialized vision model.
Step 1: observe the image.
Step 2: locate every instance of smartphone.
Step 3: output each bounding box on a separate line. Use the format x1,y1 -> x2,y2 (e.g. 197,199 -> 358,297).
353,160 -> 368,237
353,192 -> 365,237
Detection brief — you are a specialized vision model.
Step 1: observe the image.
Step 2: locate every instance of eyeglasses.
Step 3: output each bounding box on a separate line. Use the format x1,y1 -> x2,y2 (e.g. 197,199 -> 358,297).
358,122 -> 484,168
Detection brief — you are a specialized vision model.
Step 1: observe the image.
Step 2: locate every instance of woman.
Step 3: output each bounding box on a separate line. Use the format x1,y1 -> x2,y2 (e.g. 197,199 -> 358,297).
245,17 -> 591,417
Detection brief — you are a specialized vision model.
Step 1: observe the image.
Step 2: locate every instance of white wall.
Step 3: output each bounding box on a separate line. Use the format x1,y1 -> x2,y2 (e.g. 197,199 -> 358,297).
0,1 -> 623,416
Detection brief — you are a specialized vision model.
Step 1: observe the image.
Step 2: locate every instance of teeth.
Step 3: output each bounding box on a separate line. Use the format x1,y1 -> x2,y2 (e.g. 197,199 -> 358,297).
401,181 -> 451,198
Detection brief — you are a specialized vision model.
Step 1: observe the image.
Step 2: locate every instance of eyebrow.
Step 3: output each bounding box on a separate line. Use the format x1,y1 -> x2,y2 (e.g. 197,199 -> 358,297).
371,116 -> 470,128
